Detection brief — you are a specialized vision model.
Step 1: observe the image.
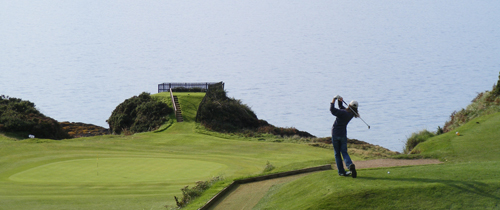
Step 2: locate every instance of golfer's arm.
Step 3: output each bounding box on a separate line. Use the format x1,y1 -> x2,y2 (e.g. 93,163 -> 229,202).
338,100 -> 345,109
330,102 -> 340,116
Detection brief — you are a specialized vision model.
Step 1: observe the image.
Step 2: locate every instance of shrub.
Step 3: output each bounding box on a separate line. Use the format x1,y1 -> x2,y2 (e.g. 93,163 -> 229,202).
263,161 -> 275,173
491,71 -> 500,97
403,129 -> 435,154
0,95 -> 69,139
257,125 -> 314,138
107,92 -> 173,134
173,176 -> 223,208
171,87 -> 204,92
196,83 -> 260,132
60,122 -> 109,138
436,126 -> 444,135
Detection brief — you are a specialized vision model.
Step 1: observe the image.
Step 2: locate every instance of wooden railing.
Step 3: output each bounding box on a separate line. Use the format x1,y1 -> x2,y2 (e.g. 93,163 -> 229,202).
169,88 -> 177,113
158,82 -> 223,93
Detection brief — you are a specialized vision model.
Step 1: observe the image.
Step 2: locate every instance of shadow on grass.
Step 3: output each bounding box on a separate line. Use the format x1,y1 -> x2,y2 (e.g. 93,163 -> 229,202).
358,176 -> 500,200
2,131 -> 29,140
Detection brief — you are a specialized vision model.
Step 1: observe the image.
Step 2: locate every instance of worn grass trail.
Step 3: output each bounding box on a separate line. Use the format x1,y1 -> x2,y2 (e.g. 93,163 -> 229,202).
0,92 -> 338,210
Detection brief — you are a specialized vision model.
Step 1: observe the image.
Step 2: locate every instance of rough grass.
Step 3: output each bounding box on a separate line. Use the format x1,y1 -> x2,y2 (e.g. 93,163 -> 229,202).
443,90 -> 500,132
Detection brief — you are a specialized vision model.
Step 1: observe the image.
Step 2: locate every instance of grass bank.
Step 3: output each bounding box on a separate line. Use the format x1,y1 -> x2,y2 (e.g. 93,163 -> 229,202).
251,112 -> 500,209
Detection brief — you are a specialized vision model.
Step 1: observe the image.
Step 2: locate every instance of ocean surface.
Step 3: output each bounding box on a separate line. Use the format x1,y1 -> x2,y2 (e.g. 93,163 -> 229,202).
1,0 -> 499,152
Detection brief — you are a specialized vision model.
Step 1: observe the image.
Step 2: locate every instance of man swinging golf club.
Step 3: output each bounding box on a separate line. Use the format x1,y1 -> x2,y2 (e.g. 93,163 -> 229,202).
330,95 -> 358,178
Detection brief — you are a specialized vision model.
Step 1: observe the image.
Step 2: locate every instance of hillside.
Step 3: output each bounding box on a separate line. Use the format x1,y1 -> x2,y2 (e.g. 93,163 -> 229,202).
0,92 -> 343,210
246,77 -> 500,210
247,112 -> 500,209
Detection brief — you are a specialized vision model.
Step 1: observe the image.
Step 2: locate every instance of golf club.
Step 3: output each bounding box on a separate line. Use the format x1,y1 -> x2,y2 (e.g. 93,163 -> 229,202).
342,100 -> 371,129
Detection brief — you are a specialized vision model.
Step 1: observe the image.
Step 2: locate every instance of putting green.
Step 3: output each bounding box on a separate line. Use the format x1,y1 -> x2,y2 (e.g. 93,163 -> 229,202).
9,158 -> 227,183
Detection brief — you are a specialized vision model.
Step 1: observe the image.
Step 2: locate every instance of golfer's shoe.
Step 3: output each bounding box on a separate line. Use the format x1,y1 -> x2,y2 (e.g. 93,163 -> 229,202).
349,164 -> 357,178
339,171 -> 352,176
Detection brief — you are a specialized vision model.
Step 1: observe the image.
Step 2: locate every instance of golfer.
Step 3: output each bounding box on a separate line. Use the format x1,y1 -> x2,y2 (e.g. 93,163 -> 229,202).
330,95 -> 358,178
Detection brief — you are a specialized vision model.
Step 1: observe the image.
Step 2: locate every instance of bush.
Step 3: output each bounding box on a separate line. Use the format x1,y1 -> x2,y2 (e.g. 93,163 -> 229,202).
492,71 -> 500,97
173,176 -> 223,208
171,87 -> 205,92
107,92 -> 173,134
196,83 -> 260,132
0,95 -> 69,139
263,161 -> 276,172
404,129 -> 435,154
257,125 -> 314,138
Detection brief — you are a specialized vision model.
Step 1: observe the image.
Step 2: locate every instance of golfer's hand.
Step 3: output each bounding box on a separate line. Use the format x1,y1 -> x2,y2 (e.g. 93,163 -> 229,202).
333,95 -> 342,103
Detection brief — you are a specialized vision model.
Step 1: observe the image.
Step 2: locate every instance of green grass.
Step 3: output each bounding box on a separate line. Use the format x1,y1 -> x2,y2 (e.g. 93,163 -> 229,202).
253,112 -> 500,209
4,91 -> 498,209
0,92 -> 342,210
9,158 -> 227,183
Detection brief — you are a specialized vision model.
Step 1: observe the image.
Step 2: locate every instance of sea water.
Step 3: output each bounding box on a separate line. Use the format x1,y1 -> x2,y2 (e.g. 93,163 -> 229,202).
1,0 -> 499,151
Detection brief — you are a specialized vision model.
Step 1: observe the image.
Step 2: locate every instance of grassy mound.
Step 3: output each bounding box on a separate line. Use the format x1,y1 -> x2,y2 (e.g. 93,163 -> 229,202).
195,82 -> 261,132
107,92 -> 173,134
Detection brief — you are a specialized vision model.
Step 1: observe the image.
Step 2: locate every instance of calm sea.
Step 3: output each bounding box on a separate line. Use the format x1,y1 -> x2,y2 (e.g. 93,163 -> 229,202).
1,0 -> 499,151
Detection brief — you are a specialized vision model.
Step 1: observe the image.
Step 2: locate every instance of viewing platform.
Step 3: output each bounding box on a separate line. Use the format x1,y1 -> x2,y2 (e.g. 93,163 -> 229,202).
158,82 -> 224,93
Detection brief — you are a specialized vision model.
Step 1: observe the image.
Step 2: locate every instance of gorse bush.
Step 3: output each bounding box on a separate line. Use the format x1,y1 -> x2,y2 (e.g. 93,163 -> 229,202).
403,129 -> 435,154
492,71 -> 500,97
107,92 -> 173,134
0,95 -> 69,139
196,83 -> 260,132
173,176 -> 223,208
257,125 -> 314,138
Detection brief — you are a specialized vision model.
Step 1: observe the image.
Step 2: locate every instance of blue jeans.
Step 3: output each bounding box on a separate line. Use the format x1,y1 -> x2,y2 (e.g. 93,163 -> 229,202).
332,136 -> 353,174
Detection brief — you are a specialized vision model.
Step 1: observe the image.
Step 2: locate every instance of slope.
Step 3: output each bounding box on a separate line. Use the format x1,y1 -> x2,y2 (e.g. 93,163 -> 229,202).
252,112 -> 500,209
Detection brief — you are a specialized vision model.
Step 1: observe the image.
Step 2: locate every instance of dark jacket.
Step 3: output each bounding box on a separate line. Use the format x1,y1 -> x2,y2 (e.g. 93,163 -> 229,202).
330,99 -> 354,137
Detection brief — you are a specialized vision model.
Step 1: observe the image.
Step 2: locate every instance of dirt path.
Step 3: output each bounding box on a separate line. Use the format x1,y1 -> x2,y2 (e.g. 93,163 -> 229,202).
354,158 -> 442,169
208,159 -> 442,210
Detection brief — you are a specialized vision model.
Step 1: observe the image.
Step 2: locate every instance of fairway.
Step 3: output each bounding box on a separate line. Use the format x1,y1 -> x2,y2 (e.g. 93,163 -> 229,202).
9,158 -> 227,183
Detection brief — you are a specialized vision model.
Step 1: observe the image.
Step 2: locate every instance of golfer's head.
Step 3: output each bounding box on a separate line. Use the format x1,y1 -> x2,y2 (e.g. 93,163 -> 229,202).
349,100 -> 358,109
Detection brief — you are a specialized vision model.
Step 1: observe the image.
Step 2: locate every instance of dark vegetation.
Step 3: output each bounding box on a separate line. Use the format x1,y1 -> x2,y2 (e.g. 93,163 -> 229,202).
403,129 -> 435,154
313,137 -> 399,158
107,92 -> 173,135
196,82 -> 313,138
172,176 -> 223,208
171,87 -> 205,92
60,122 -> 109,138
0,95 -> 69,139
404,71 -> 500,154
